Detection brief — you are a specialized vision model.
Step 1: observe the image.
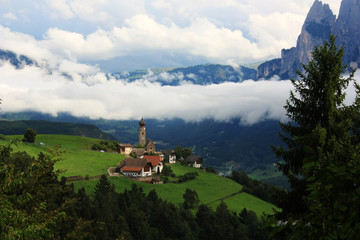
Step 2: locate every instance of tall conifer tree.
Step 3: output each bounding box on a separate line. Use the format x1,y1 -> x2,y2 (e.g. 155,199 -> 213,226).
272,35 -> 360,239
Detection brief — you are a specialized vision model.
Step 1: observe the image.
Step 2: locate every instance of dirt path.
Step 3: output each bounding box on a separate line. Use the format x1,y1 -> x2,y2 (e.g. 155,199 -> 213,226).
108,167 -> 121,177
205,190 -> 243,206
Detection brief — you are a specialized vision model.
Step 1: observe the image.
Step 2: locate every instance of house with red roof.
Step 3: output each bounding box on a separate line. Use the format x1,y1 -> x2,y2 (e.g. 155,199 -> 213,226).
118,158 -> 152,177
143,155 -> 164,173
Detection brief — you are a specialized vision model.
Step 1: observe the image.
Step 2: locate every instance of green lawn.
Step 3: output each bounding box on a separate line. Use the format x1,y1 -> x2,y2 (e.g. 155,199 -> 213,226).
55,149 -> 125,177
207,192 -> 277,217
73,164 -> 277,216
1,134 -> 125,178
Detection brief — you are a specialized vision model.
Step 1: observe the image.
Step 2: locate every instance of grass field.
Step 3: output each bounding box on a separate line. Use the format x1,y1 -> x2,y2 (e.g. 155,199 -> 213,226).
73,164 -> 277,216
1,134 -> 277,216
1,134 -> 125,177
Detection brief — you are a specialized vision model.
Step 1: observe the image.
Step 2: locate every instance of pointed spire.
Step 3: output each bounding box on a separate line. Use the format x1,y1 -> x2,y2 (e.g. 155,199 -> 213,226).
139,117 -> 146,126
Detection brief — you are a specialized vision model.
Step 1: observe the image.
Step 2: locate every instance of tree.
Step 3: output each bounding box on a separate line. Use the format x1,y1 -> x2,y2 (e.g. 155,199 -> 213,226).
182,188 -> 199,210
271,35 -> 360,239
22,128 -> 37,143
196,205 -> 216,240
161,165 -> 173,177
94,175 -> 112,205
0,141 -> 93,239
182,148 -> 192,159
174,146 -> 192,160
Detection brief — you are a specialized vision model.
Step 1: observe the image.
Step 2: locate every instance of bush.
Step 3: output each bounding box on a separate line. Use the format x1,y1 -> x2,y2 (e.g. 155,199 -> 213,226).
161,165 -> 173,177
22,128 -> 37,143
178,172 -> 198,183
91,140 -> 118,152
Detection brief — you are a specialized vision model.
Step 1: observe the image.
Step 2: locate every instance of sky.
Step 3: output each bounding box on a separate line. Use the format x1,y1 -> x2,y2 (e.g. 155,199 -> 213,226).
1,0 -> 354,124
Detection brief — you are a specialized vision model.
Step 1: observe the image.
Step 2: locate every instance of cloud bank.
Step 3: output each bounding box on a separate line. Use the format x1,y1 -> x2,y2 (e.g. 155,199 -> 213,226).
0,58 -> 295,124
1,47 -> 358,125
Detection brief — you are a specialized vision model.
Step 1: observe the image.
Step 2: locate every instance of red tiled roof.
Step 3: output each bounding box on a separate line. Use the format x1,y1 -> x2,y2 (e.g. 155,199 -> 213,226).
143,155 -> 163,166
119,143 -> 133,148
122,166 -> 142,172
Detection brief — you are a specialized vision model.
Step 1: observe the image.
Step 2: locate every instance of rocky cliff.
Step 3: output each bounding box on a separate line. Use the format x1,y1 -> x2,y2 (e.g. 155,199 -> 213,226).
334,0 -> 360,70
258,0 -> 359,79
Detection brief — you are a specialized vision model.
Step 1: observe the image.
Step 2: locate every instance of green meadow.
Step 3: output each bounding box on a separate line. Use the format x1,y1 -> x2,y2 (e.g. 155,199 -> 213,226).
0,134 -> 277,216
73,162 -> 277,216
1,134 -> 125,177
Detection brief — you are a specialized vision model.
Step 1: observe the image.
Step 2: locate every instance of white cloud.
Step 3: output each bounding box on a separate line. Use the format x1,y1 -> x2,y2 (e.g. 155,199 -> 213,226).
69,0 -> 112,23
248,11 -> 305,51
0,60 -> 293,124
46,0 -> 74,19
3,12 -> 18,20
0,0 -> 343,67
28,15 -> 270,64
0,25 -> 54,63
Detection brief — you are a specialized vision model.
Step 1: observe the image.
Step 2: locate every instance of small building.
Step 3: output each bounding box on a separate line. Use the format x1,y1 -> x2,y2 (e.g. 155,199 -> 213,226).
145,139 -> 156,153
118,143 -> 133,155
118,158 -> 152,177
162,149 -> 177,163
131,148 -> 146,158
185,155 -> 203,168
143,155 -> 164,173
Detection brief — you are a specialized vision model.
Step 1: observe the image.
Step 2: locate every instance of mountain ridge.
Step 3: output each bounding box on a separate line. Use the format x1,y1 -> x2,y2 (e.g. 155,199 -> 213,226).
0,119 -> 115,140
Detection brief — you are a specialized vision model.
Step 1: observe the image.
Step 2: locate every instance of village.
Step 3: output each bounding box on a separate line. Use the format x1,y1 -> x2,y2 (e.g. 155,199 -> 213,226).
113,118 -> 203,183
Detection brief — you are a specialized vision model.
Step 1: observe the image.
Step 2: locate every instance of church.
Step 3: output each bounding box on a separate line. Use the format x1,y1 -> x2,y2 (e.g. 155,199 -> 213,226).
136,117 -> 156,154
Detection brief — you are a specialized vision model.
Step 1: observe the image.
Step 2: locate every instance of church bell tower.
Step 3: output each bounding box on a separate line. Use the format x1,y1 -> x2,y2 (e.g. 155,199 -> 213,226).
138,117 -> 146,146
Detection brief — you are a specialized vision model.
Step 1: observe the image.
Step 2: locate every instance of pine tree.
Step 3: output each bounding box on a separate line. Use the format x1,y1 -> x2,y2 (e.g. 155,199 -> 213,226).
272,35 -> 360,239
0,141 -> 93,239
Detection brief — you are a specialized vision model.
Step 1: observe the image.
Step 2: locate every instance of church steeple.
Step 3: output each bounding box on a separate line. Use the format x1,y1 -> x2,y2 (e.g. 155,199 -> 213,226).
138,117 -> 146,146
139,117 -> 146,127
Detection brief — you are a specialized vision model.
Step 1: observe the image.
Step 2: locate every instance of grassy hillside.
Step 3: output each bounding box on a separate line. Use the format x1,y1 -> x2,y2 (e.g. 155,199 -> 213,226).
1,134 -> 125,177
0,134 -> 277,216
72,165 -> 276,216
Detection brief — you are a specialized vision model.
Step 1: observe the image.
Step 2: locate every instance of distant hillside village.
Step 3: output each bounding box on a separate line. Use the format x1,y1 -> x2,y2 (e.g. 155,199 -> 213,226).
115,118 -> 203,180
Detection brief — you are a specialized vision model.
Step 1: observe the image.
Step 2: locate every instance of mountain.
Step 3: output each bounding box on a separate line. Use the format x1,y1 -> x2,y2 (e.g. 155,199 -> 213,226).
257,0 -> 360,79
333,0 -> 360,69
0,120 -> 115,140
0,49 -> 36,68
0,48 -> 257,85
113,64 -> 257,86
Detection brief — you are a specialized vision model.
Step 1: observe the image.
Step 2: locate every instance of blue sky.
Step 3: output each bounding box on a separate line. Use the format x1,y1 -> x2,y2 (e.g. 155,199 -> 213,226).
2,0 -> 352,123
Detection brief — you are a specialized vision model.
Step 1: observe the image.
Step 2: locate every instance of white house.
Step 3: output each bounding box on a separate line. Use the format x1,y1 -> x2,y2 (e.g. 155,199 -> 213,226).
118,158 -> 152,177
185,155 -> 203,168
143,155 -> 164,173
162,149 -> 177,163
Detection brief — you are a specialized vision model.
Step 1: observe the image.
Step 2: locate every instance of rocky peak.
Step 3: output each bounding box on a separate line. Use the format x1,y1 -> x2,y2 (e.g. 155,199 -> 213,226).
293,0 -> 335,67
257,0 -> 360,80
334,0 -> 360,69
286,0 -> 335,78
306,0 -> 335,25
